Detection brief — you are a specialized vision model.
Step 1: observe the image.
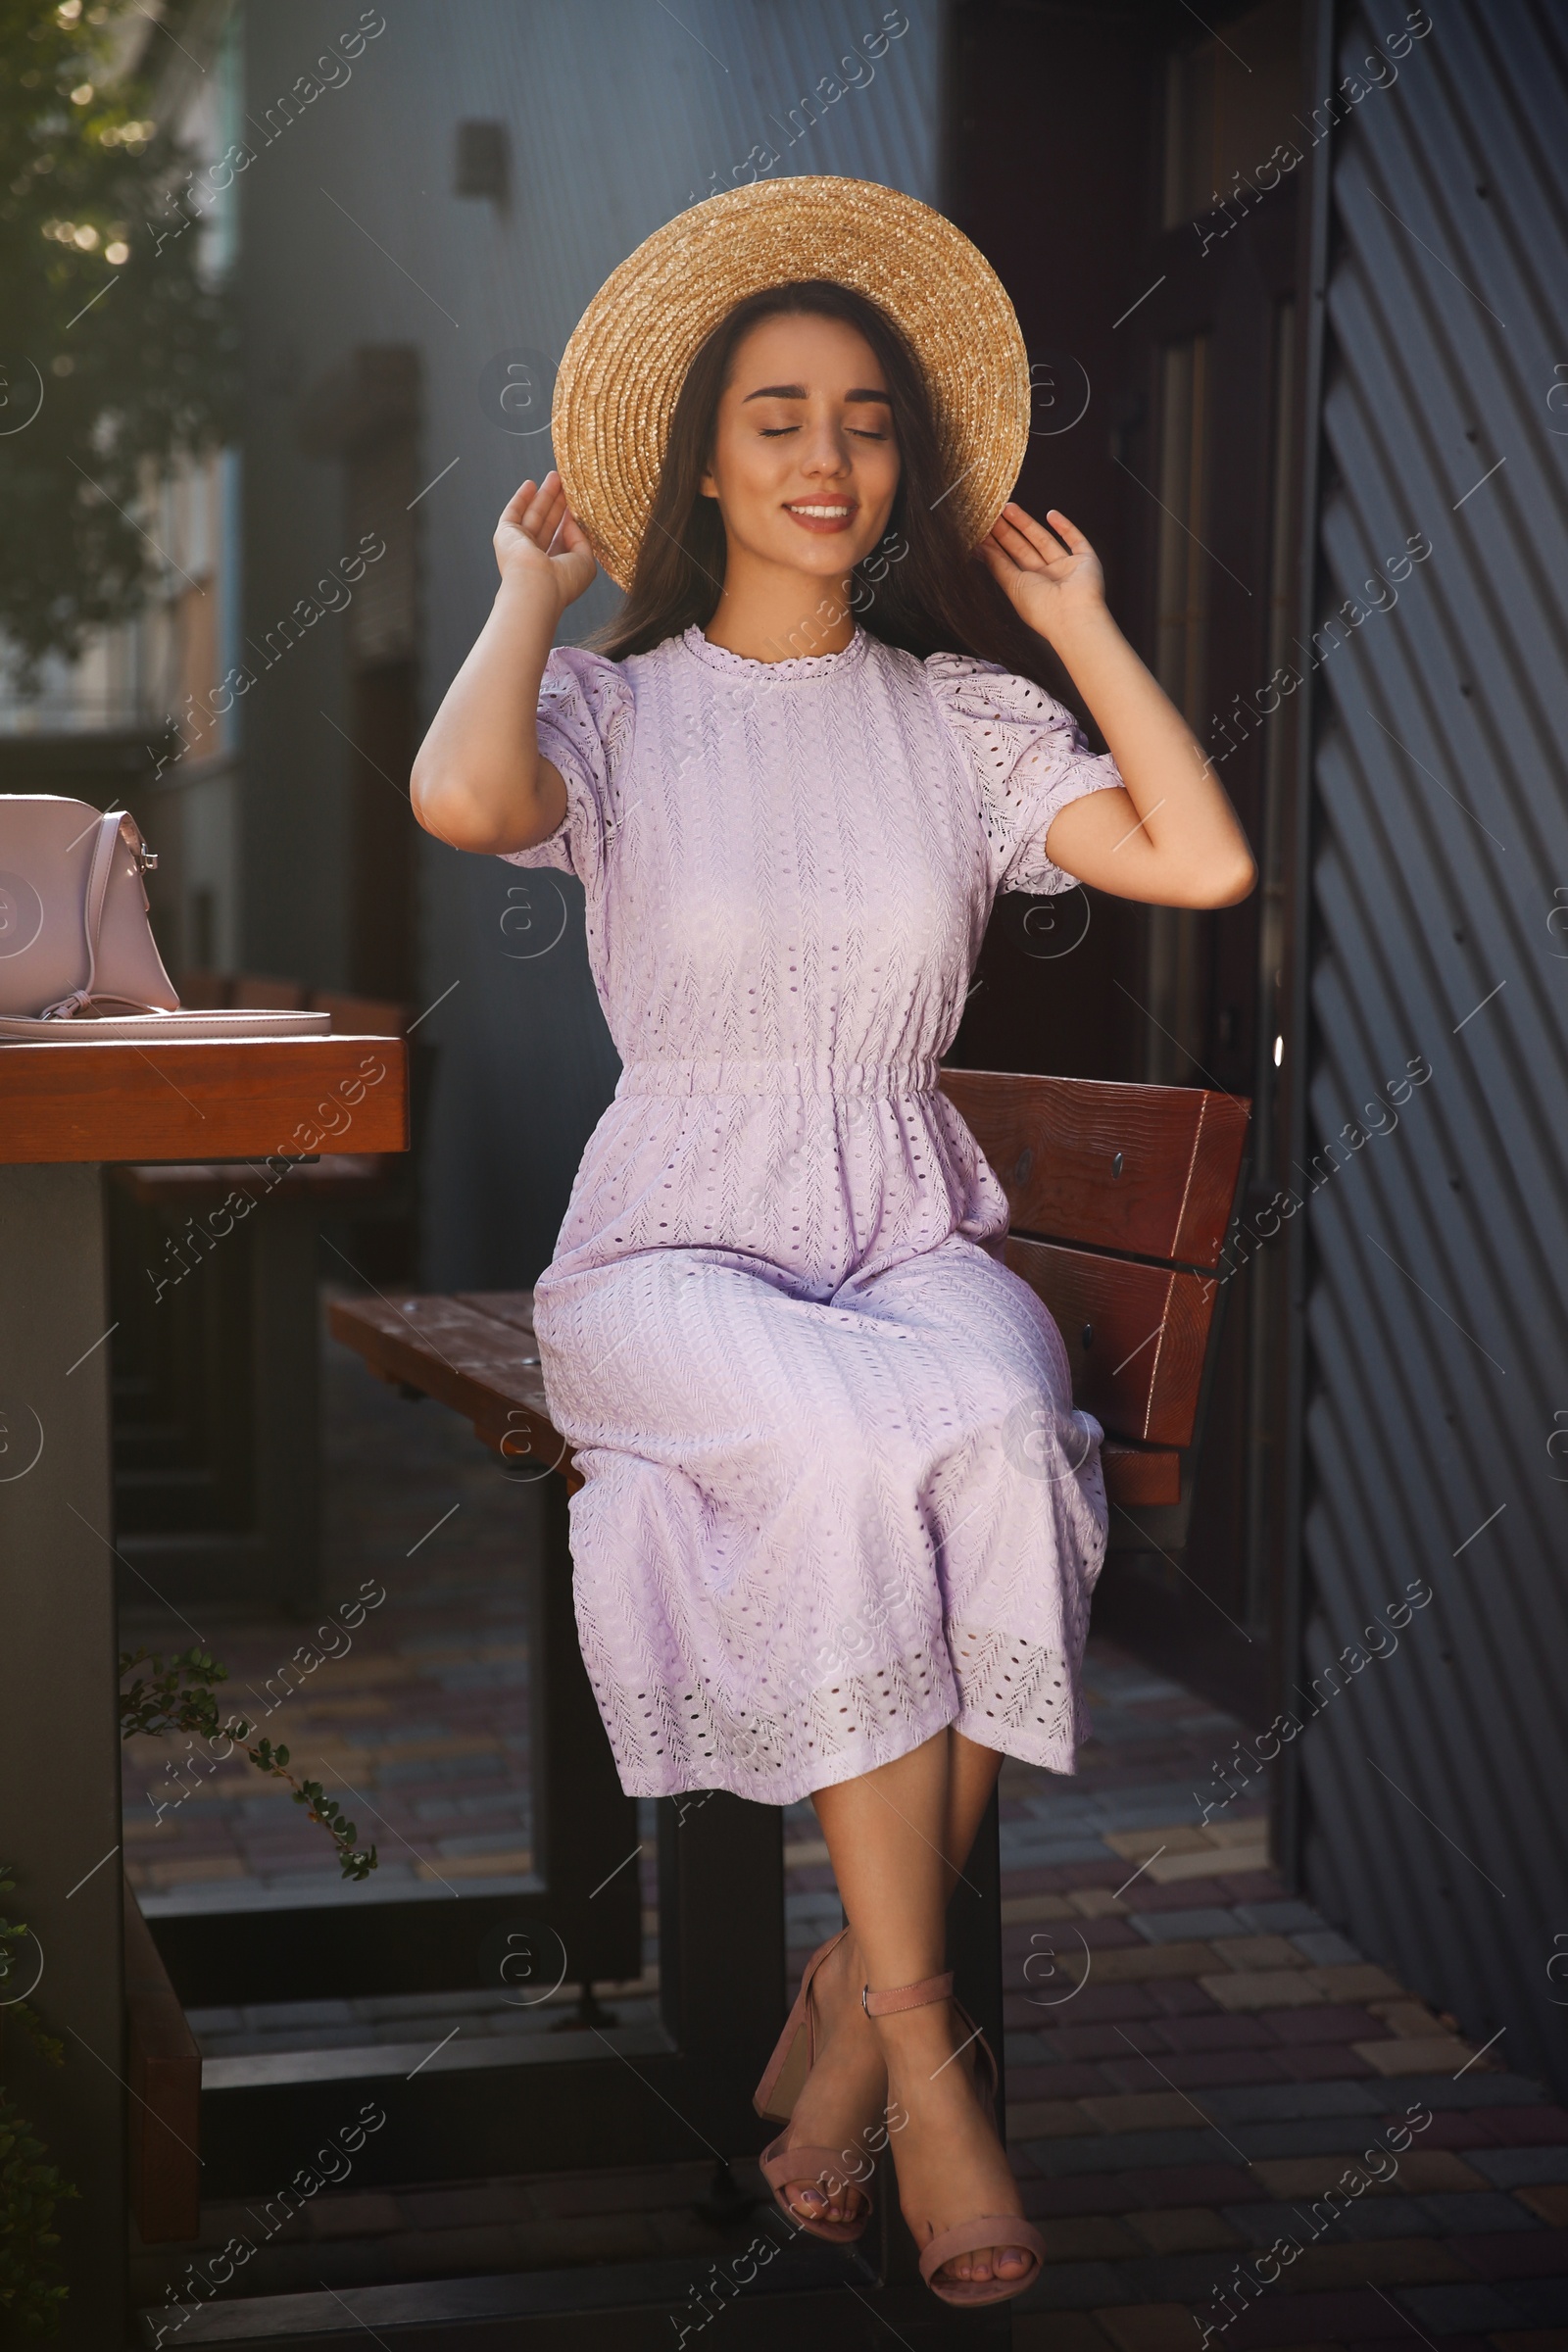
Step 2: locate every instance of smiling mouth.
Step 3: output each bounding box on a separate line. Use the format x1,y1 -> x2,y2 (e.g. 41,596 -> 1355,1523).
784,500 -> 858,532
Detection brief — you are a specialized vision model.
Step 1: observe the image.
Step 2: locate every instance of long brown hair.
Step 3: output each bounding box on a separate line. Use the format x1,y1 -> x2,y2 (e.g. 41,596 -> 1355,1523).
591,279 -> 1071,700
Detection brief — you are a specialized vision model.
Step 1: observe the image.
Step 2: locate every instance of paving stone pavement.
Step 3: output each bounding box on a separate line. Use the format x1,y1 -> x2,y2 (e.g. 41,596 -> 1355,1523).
125,1304 -> 1568,2346
956,1650 -> 1568,2352
121,1302 -> 537,1912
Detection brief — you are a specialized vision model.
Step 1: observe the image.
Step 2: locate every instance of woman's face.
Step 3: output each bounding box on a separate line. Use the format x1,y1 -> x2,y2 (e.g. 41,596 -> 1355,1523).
699,312 -> 902,582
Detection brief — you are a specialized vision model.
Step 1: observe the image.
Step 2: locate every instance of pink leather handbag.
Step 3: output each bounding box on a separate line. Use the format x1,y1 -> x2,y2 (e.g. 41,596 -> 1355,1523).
0,797 -> 176,1017
0,796 -> 328,1038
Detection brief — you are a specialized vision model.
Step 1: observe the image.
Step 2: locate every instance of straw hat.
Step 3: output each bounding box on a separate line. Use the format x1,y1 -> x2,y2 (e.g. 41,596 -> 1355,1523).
550,175 -> 1031,590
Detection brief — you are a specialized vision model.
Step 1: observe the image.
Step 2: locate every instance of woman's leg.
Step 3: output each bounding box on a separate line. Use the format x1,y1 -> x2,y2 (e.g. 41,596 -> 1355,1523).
764,1908 -> 890,2228
811,1729 -> 1032,2286
943,1727 -> 1004,1900
774,1728 -> 1003,2228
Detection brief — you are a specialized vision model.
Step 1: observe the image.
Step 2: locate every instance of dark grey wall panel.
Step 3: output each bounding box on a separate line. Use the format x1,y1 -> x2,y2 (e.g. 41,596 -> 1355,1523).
1296,0 -> 1568,2088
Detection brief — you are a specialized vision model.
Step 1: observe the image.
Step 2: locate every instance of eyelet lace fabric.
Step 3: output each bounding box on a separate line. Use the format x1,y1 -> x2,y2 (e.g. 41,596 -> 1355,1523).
501,625 -> 1119,1801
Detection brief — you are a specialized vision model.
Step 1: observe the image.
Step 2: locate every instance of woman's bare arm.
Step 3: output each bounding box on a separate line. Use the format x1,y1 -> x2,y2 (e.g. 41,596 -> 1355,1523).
410,471 -> 597,856
977,504 -> 1258,909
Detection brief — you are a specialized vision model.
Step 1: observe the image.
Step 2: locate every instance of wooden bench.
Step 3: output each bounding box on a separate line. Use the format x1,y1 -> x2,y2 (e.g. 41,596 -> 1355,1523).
319,1067 -> 1249,2322
941,1068 -> 1250,1538
332,1068 -> 1250,1517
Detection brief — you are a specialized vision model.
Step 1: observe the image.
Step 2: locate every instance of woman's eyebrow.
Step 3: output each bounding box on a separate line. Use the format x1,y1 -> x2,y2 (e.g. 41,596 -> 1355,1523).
740,383 -> 893,404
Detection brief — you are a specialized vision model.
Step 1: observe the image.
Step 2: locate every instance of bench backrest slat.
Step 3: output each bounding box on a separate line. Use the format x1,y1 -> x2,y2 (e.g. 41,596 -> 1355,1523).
941,1067 -> 1250,1452
939,1068 -> 1249,1271
1004,1238 -> 1215,1447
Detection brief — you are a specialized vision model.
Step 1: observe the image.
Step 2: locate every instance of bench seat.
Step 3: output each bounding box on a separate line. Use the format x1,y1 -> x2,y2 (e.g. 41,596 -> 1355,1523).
329,1066 -> 1250,1534
328,1287 -> 1185,1507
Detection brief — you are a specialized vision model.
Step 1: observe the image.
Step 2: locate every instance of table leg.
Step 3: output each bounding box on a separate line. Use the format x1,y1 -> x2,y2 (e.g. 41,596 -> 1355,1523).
251,1208 -> 321,1609
0,1163 -> 127,2348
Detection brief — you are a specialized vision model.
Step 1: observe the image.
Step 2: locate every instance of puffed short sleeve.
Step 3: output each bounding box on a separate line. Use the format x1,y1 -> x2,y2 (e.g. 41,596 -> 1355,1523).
924,651 -> 1124,897
497,644 -> 634,892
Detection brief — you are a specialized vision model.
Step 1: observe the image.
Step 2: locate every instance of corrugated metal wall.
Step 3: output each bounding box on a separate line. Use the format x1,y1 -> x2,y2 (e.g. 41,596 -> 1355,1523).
1292,0 -> 1568,2091
239,0 -> 944,1289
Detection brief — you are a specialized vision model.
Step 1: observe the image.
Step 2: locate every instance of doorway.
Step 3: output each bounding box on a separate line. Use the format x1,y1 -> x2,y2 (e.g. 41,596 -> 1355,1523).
949,0 -> 1313,1709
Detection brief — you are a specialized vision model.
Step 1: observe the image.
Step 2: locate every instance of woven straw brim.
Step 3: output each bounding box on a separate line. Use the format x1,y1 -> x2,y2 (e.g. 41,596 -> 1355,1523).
551,175 -> 1030,591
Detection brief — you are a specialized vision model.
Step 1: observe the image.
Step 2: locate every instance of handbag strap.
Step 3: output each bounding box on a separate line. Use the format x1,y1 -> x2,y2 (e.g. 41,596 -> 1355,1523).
81,809 -> 127,1001
41,810 -> 167,1020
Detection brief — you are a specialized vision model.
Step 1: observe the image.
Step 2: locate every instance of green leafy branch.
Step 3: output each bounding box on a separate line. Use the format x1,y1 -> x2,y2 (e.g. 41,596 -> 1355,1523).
0,1870 -> 59,2074
243,1741 -> 377,1884
0,2082 -> 76,2338
0,0 -> 236,675
120,1647 -> 378,1881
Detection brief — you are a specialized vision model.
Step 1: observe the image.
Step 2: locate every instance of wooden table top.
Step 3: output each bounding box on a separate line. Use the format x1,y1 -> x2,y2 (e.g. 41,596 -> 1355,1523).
0,1034 -> 408,1166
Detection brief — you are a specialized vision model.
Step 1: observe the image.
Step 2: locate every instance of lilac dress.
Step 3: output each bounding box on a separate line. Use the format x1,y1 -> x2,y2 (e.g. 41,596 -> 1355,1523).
502,622 -> 1120,1806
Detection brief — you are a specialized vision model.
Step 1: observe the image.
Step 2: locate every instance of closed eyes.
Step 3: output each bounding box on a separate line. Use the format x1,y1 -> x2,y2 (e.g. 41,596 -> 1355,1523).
759,422 -> 889,440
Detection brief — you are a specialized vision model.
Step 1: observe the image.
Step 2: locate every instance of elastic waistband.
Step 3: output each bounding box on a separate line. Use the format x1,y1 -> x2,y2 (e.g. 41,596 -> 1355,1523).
614,1054 -> 944,1098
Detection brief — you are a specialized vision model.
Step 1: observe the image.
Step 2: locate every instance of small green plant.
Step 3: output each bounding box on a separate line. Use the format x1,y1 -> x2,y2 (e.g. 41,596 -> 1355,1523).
0,2083 -> 75,2339
0,1867 -> 78,2338
120,1647 -> 378,1880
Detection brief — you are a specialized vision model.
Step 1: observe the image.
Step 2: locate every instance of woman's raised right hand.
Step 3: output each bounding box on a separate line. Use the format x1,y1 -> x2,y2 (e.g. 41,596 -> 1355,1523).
494,470 -> 598,608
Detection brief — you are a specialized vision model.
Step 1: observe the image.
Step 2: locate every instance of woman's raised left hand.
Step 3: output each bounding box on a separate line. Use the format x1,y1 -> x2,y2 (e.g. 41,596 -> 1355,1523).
977,504 -> 1105,647
975,500 -> 1257,910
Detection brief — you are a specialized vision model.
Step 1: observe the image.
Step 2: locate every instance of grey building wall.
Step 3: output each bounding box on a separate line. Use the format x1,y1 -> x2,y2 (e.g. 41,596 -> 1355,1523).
237,0 -> 943,1286
1292,0 -> 1568,2089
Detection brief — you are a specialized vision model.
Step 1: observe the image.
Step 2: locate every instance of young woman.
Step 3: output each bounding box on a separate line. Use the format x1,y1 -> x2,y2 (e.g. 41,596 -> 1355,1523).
412,179 -> 1254,2308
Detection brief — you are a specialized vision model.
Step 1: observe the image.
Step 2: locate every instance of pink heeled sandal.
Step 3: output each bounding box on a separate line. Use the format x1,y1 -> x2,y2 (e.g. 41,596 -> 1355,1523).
753,1928 -> 876,2243
862,1968 -> 1046,2307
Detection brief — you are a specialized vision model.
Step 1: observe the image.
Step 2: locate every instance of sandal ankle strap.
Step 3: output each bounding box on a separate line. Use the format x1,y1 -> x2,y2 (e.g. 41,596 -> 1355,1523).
861,1969 -> 954,2017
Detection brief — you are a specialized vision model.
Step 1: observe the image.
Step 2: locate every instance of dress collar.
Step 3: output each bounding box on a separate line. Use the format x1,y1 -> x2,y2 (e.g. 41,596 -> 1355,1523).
679,622 -> 869,680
